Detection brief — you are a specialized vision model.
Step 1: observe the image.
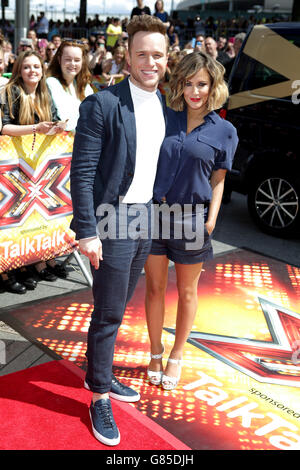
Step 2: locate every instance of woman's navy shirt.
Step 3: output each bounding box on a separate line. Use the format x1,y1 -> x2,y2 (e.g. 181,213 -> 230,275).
153,107 -> 238,205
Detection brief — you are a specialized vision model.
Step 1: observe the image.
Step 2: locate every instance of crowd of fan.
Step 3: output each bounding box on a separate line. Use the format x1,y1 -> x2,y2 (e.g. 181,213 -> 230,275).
0,0 -> 286,84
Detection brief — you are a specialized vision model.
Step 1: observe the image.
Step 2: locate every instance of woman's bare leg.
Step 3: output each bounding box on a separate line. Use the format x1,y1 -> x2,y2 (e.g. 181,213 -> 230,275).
144,254 -> 169,373
164,262 -> 203,380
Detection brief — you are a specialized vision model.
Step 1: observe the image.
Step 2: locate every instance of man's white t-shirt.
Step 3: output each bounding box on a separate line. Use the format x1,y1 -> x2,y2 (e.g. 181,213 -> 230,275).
122,79 -> 165,204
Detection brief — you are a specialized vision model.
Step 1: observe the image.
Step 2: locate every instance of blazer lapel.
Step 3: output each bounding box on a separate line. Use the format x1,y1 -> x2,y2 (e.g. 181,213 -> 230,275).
118,79 -> 167,171
156,89 -> 168,127
118,78 -> 136,171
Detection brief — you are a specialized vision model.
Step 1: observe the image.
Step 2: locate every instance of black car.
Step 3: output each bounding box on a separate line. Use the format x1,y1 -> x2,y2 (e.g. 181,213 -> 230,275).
223,22 -> 300,238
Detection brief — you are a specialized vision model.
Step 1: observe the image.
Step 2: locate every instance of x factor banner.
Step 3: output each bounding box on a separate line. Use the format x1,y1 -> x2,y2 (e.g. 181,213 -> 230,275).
91,75 -> 109,92
0,133 -> 77,273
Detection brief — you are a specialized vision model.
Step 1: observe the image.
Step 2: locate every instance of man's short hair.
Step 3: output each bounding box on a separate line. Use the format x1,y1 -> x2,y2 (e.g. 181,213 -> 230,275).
127,15 -> 169,51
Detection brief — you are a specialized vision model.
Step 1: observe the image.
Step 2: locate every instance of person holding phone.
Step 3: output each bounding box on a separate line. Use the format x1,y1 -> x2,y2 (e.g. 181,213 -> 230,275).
102,46 -> 130,86
89,39 -> 108,76
46,39 -> 94,132
194,34 -> 205,52
1,50 -> 61,139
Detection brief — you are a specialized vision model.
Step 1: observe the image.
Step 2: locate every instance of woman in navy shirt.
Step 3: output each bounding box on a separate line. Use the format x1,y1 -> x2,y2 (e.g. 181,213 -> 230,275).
145,52 -> 238,390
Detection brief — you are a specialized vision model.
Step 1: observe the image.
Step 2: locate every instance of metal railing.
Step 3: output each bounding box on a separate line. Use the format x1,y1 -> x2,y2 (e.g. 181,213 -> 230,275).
57,25 -> 248,42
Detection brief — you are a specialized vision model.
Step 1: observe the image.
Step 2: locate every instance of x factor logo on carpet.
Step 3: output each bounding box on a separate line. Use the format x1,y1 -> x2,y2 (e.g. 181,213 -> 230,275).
1,249 -> 300,450
166,296 -> 300,388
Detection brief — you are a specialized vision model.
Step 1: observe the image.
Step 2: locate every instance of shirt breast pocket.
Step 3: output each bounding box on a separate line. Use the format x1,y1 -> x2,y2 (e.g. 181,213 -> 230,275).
195,134 -> 222,163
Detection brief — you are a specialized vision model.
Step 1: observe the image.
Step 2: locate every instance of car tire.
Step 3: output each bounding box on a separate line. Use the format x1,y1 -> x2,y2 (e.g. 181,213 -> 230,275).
247,174 -> 300,238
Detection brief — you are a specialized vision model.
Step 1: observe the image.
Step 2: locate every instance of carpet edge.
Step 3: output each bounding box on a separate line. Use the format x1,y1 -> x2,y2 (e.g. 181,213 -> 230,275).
60,359 -> 191,451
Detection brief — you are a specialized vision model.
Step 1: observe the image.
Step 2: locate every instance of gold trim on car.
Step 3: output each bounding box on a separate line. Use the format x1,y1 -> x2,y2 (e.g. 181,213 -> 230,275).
228,25 -> 300,110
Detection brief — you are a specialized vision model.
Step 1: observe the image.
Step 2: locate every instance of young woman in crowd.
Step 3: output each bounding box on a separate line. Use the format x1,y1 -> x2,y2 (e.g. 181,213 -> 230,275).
145,52 -> 238,390
0,50 -> 64,293
44,41 -> 56,68
36,38 -> 48,64
88,38 -> 107,76
153,1 -> 170,29
1,50 -> 61,141
46,39 -> 93,132
107,45 -> 129,83
0,46 -> 9,89
27,29 -> 38,50
167,24 -> 179,50
2,40 -> 15,73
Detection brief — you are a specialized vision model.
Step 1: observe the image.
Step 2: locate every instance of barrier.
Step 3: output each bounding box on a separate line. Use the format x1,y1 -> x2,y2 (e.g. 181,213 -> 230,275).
0,132 -> 77,273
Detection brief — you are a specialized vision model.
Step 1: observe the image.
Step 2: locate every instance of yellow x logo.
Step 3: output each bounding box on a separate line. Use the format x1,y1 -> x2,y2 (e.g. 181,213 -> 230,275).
228,25 -> 300,110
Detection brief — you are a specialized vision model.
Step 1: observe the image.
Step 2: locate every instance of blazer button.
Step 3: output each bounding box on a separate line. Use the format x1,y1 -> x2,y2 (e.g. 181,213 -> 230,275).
128,172 -> 133,176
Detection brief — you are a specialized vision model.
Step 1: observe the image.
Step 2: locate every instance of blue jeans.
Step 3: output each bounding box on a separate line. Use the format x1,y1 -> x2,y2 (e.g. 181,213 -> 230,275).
85,201 -> 152,393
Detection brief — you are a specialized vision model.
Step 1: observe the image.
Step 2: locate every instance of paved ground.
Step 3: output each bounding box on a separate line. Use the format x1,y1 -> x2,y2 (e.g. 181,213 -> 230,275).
0,191 -> 299,377
0,252 -> 91,376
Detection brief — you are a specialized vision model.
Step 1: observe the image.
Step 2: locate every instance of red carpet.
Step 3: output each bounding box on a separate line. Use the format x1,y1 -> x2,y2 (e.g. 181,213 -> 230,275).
3,249 -> 300,449
0,359 -> 189,450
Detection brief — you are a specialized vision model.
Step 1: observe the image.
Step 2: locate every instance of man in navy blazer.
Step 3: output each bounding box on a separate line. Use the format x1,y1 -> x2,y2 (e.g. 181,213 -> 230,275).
70,15 -> 168,446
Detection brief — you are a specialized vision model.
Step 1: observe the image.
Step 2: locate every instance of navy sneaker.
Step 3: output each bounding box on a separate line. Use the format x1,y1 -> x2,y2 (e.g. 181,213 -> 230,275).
84,375 -> 140,403
110,374 -> 140,402
89,398 -> 120,446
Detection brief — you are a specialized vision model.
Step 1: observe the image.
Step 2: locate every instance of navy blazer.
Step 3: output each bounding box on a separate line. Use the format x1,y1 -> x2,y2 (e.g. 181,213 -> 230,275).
70,77 -> 167,240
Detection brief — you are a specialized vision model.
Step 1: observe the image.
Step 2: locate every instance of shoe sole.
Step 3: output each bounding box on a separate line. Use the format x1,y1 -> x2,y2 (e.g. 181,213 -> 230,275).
89,409 -> 120,446
84,381 -> 140,403
109,391 -> 140,402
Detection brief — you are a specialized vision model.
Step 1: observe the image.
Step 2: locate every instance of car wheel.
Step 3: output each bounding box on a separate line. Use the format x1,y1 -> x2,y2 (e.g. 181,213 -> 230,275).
247,175 -> 300,237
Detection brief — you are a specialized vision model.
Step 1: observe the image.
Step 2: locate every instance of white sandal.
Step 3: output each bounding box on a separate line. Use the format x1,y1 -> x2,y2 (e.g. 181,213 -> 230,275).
147,345 -> 164,386
162,358 -> 182,391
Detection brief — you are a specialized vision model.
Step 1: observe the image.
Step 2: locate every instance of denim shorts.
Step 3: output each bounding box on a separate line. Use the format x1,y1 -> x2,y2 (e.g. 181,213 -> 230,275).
150,203 -> 213,265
